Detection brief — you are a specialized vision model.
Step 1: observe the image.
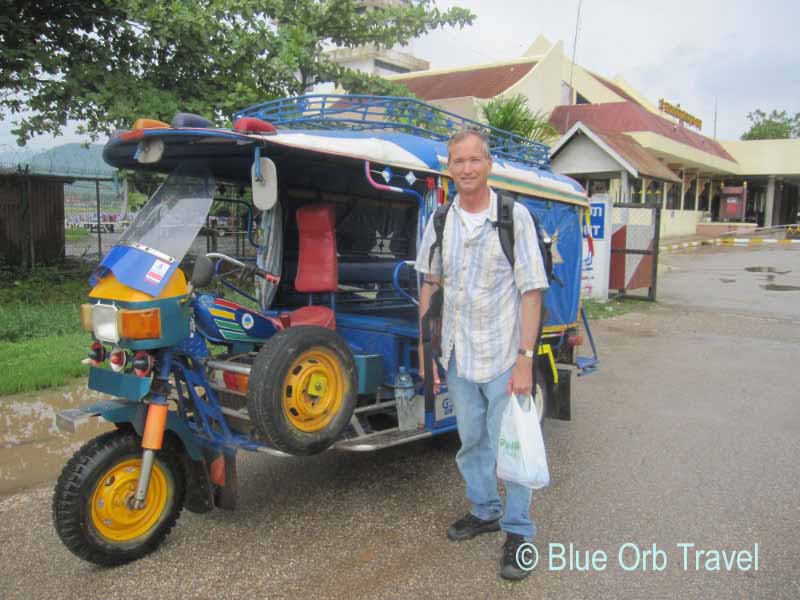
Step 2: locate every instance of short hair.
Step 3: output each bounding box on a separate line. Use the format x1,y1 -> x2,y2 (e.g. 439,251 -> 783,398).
447,127 -> 491,161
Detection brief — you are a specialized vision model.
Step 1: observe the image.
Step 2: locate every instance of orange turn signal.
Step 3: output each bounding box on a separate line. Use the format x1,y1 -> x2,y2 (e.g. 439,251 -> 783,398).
132,118 -> 170,130
119,308 -> 162,340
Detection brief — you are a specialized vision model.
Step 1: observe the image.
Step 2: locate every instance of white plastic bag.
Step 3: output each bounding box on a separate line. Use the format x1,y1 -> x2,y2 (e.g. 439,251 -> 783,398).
496,393 -> 550,489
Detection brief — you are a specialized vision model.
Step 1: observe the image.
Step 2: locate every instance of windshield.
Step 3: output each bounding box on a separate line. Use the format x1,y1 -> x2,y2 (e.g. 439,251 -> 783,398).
119,164 -> 215,263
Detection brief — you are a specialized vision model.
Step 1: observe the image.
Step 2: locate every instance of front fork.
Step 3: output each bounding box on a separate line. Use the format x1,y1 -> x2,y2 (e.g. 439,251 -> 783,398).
132,351 -> 172,510
131,350 -> 239,511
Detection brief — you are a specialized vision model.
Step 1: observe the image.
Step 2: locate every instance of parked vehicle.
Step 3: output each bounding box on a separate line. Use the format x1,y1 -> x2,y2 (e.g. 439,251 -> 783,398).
53,95 -> 598,565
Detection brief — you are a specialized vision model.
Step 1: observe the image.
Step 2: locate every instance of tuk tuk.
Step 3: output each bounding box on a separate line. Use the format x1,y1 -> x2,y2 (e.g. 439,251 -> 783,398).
53,95 -> 598,565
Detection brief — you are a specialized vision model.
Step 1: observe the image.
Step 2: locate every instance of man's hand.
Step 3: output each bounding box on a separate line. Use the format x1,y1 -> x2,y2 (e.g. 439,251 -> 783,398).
418,342 -> 441,394
508,356 -> 533,397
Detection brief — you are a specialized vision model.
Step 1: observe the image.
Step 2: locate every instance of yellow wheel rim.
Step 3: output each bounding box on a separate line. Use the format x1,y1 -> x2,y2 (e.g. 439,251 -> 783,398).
283,349 -> 344,433
89,458 -> 170,543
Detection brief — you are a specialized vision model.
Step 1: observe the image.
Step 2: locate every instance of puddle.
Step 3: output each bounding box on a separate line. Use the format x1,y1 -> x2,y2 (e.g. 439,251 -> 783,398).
745,266 -> 791,274
761,284 -> 800,292
0,383 -> 113,496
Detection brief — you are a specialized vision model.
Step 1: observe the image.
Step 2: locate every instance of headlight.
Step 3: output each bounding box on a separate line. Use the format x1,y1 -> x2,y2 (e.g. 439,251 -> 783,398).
81,303 -> 162,342
92,304 -> 120,343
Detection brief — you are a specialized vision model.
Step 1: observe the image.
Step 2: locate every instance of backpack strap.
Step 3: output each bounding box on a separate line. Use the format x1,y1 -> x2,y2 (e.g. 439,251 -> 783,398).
428,201 -> 452,270
495,191 -> 515,267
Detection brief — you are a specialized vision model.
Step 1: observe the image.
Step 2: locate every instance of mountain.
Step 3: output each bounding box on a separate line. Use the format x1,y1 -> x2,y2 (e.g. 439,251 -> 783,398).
0,143 -> 114,177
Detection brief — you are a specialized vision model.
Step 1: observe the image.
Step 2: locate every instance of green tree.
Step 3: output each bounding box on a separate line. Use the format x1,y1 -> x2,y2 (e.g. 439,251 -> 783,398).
480,94 -> 558,144
741,109 -> 800,140
0,0 -> 474,145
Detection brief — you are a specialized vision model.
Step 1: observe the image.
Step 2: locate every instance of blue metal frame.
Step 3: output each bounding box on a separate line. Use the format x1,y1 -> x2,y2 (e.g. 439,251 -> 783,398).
235,94 -> 550,170
575,305 -> 600,376
170,353 -> 267,452
211,196 -> 261,249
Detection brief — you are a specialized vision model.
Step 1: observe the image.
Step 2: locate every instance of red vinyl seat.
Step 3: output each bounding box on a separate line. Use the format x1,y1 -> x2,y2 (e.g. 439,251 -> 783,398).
283,204 -> 338,330
282,305 -> 336,329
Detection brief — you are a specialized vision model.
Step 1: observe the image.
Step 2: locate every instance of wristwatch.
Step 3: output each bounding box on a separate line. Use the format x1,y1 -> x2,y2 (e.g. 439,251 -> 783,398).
518,348 -> 535,359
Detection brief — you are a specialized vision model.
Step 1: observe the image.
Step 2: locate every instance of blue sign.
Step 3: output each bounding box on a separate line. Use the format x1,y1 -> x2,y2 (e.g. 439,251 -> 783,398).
590,202 -> 605,240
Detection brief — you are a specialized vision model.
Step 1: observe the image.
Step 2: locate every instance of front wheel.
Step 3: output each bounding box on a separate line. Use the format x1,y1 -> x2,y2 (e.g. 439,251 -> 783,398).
52,430 -> 186,566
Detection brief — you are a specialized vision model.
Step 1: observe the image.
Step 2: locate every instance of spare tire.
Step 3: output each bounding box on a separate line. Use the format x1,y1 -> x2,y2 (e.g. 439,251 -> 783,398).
247,326 -> 357,455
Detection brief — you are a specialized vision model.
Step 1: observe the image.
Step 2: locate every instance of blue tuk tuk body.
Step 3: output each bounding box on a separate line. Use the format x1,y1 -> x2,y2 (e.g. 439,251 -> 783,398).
53,95 -> 597,565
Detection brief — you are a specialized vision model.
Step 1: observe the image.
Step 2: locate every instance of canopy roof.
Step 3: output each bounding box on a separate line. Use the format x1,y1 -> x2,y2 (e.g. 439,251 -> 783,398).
104,126 -> 587,206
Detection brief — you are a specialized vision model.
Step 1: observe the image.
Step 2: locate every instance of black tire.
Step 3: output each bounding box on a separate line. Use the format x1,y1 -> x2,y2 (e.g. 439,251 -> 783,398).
247,326 -> 358,455
52,430 -> 186,566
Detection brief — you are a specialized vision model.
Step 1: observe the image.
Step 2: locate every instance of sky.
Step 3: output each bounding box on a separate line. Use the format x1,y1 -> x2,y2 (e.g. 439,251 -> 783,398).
2,0 -> 798,151
410,0 -> 800,140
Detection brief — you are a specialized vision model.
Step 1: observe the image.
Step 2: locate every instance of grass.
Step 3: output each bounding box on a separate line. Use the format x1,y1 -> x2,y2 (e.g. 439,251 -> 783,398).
0,333 -> 89,395
0,263 -> 93,395
582,296 -> 653,320
64,227 -> 90,241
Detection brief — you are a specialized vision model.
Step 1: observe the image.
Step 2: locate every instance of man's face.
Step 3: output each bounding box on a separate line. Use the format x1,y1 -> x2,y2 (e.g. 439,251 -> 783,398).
448,134 -> 492,195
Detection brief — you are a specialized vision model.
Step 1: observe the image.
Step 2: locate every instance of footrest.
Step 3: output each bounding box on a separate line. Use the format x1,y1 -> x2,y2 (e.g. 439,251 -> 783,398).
55,400 -> 130,433
575,356 -> 599,376
333,427 -> 431,452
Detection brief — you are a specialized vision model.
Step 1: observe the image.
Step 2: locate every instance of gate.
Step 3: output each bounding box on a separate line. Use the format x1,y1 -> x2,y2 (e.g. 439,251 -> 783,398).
64,178 -> 122,261
609,202 -> 661,300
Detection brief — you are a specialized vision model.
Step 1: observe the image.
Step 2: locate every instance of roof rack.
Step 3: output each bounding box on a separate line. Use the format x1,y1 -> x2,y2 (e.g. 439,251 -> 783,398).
234,94 -> 550,170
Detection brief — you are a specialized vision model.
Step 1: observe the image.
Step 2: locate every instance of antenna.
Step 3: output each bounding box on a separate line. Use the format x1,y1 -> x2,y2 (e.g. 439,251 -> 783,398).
713,96 -> 718,140
568,0 -> 583,103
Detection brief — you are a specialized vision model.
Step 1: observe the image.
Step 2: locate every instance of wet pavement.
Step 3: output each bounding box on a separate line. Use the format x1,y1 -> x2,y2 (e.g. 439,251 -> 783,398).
658,245 -> 800,320
0,384 -> 112,496
1,245 -> 799,599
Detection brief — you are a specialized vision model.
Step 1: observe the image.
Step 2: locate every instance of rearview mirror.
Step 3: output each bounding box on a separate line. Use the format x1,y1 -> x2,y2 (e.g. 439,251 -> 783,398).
252,157 -> 277,211
191,255 -> 214,288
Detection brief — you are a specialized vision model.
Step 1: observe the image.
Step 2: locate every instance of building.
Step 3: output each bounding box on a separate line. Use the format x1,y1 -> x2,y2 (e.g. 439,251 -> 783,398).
320,0 -> 430,93
384,35 -> 800,236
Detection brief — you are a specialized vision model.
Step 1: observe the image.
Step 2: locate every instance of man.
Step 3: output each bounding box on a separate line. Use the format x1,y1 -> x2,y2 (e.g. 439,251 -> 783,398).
415,127 -> 548,581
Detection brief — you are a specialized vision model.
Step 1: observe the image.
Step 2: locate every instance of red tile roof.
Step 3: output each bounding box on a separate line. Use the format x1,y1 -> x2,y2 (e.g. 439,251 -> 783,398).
393,61 -> 537,100
550,102 -> 736,162
595,131 -> 681,182
589,74 -> 642,106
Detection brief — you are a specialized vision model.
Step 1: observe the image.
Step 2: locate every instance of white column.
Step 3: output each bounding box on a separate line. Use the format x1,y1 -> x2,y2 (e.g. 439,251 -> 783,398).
765,176 -> 776,227
680,171 -> 686,210
694,176 -> 701,211
620,170 -> 629,203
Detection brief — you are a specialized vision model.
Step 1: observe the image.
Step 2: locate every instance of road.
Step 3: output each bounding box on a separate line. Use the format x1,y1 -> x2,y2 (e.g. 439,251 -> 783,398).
1,245 -> 799,599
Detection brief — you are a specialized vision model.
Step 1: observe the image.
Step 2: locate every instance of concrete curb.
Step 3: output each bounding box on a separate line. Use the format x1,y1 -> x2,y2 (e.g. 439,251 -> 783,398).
659,238 -> 800,253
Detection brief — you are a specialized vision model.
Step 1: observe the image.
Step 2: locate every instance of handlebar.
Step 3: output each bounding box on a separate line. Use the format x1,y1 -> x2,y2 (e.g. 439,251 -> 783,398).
206,253 -> 280,284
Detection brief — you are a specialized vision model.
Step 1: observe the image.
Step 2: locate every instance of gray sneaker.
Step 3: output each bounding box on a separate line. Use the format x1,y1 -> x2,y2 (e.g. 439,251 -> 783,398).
446,513 -> 501,541
501,533 -> 532,581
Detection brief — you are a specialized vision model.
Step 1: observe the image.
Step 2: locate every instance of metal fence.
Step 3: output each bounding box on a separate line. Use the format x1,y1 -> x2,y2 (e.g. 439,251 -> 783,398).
64,179 -> 125,261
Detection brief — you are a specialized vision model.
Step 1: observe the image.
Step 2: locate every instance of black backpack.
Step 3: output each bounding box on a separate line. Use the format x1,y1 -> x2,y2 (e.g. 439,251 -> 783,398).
428,190 -> 556,282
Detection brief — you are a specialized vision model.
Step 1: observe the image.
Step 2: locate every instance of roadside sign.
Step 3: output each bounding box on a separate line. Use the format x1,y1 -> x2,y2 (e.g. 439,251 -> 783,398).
590,202 -> 605,240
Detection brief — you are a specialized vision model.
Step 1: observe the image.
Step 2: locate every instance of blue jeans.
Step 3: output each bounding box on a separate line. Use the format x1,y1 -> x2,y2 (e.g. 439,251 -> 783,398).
447,355 -> 536,540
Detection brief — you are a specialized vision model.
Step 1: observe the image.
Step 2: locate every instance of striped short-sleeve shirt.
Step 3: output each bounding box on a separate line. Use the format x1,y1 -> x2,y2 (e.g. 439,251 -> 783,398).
415,189 -> 549,383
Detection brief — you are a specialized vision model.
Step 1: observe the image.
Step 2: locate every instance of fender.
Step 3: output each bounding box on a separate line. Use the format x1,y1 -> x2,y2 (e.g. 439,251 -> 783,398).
57,400 -> 203,461
57,399 -> 215,513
